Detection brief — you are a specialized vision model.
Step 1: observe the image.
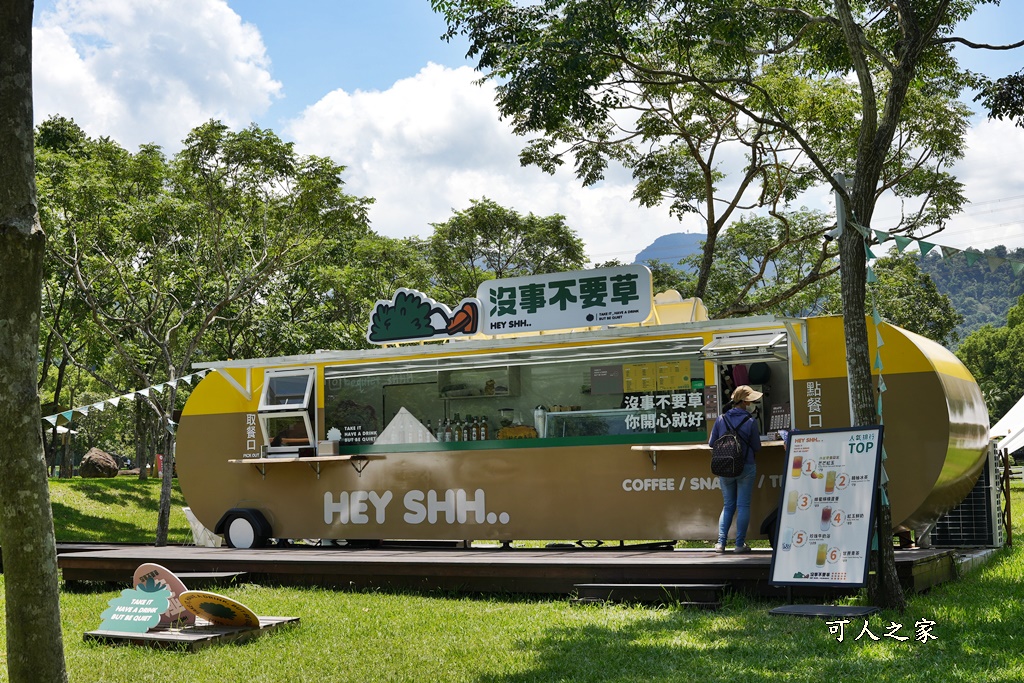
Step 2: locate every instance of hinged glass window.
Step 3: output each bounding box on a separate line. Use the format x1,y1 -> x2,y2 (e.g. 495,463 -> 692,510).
259,368 -> 315,410
700,331 -> 787,362
259,368 -> 317,455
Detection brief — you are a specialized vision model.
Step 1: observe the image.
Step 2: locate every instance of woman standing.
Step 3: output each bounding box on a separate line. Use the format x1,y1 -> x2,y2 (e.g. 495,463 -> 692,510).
708,385 -> 762,553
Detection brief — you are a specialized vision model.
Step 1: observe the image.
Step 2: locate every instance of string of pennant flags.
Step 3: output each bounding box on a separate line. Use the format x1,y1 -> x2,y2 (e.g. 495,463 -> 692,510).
863,229 -> 1024,275
42,370 -> 210,426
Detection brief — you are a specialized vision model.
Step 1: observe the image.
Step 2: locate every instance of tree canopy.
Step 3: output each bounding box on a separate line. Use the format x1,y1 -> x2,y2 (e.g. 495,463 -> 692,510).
957,294 -> 1024,423
427,197 -> 587,300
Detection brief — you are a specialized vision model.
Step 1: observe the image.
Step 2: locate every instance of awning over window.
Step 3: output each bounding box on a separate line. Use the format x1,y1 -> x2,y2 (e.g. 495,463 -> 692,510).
700,331 -> 788,363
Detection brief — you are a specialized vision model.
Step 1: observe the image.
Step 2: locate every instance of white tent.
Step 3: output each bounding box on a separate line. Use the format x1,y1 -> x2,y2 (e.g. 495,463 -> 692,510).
990,394 -> 1024,454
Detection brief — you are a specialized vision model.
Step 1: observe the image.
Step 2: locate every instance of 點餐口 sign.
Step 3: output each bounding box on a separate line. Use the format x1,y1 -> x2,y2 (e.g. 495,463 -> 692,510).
476,265 -> 653,334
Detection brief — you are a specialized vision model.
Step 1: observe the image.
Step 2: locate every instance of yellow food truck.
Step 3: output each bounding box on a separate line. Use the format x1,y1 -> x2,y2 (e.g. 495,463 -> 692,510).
175,265 -> 989,548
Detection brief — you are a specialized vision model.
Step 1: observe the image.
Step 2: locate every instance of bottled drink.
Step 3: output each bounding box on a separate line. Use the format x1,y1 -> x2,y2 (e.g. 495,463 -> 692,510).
444,419 -> 452,443
479,417 -> 489,441
470,416 -> 479,441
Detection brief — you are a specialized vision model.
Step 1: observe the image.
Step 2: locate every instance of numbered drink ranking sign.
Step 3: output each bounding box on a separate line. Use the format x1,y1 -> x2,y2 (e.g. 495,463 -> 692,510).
770,426 -> 883,589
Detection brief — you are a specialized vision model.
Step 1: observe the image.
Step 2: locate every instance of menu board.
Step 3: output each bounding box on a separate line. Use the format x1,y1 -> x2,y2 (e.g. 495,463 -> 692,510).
622,363 -> 657,392
769,426 -> 883,588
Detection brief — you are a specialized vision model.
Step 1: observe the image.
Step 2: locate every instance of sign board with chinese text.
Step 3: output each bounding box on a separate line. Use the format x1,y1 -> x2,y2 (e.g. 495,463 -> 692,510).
769,426 -> 883,589
477,265 -> 653,335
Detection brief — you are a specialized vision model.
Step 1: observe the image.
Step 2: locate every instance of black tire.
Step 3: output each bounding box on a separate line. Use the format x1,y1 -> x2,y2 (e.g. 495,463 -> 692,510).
216,508 -> 271,549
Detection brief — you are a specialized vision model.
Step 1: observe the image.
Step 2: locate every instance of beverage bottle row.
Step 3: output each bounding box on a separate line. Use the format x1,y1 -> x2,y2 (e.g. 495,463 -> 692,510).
427,413 -> 490,442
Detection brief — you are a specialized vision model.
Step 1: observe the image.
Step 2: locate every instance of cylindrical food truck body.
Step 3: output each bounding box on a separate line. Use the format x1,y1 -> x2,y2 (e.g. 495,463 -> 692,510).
175,314 -> 988,546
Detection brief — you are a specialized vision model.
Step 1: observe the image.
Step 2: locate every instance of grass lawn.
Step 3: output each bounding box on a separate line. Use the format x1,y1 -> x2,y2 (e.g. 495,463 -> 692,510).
49,477 -> 192,544
0,479 -> 1020,682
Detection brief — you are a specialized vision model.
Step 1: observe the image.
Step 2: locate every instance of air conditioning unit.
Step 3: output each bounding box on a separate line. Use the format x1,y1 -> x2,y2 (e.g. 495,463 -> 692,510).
930,443 -> 1004,548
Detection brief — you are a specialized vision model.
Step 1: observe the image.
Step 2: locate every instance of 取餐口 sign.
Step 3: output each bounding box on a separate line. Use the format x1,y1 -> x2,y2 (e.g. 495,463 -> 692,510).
477,265 -> 653,335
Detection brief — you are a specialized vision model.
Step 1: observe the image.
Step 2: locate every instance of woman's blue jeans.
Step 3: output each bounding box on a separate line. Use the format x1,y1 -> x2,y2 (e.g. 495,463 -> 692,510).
718,462 -> 757,545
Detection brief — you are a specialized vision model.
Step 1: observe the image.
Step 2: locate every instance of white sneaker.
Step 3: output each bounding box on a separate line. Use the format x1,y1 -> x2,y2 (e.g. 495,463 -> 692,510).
713,542 -> 726,553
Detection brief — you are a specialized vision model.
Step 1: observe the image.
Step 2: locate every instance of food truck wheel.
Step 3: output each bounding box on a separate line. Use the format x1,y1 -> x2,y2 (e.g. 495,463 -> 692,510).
216,508 -> 271,549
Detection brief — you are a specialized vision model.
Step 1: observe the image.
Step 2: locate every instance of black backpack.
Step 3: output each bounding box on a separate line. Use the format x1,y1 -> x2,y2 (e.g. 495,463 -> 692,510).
710,414 -> 751,477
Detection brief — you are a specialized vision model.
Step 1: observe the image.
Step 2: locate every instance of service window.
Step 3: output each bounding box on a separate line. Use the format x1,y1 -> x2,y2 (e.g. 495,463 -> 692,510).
259,368 -> 316,455
324,337 -> 709,450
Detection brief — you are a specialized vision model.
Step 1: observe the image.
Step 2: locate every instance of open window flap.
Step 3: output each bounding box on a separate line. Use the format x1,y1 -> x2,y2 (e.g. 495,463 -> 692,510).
700,330 -> 788,363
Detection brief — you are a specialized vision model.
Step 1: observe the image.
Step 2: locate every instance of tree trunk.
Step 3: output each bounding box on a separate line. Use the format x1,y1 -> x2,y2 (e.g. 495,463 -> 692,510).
0,2 -> 70,680
839,206 -> 907,613
155,387 -> 178,546
136,401 -> 149,480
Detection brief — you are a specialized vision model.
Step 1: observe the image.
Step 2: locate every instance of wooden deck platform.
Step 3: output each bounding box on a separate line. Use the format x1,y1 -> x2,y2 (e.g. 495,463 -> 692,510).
57,543 -> 975,600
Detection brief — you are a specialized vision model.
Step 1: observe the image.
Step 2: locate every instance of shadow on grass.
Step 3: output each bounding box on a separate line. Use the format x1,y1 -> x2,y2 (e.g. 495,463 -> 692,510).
51,501 -> 154,543
51,478 -> 189,544
472,547 -> 1024,682
56,477 -> 167,509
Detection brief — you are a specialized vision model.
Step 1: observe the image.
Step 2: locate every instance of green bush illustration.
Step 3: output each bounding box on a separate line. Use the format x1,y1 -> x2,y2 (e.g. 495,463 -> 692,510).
368,290 -> 438,343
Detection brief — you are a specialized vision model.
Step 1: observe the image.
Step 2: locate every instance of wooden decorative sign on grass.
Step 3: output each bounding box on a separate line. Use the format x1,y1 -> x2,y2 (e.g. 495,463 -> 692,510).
85,563 -> 298,651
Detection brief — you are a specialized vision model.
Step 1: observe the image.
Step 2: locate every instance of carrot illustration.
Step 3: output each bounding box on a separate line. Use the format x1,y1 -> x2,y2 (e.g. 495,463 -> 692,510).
446,301 -> 479,335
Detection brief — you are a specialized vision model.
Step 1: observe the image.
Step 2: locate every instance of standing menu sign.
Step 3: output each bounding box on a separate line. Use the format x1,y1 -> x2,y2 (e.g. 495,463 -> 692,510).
770,426 -> 883,588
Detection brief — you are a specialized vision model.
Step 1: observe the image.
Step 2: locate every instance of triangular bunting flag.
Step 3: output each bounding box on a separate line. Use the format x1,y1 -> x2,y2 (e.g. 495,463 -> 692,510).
168,380 -> 178,388
137,388 -> 150,398
92,402 -> 105,412
918,240 -> 936,256
872,308 -> 883,326
874,351 -> 883,370
965,250 -> 983,267
877,396 -> 883,414
1013,261 -> 1024,276
940,246 -> 960,259
78,406 -> 90,416
151,384 -> 165,395
876,328 -> 884,348
893,235 -> 914,253
180,375 -> 194,386
61,410 -> 73,421
866,266 -> 878,283
873,229 -> 891,243
880,465 -> 889,487
881,446 -> 888,462
878,376 -> 887,393
44,415 -> 58,426
109,396 -> 120,407
864,242 -> 877,259
198,370 -> 209,378
122,393 -> 136,402
987,256 -> 1006,272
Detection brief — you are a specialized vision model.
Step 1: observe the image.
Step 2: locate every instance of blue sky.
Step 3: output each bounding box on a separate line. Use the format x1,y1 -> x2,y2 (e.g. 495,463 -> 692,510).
31,0 -> 1024,263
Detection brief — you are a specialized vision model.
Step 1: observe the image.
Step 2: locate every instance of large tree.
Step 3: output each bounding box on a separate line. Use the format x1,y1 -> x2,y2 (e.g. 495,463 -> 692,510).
39,119 -> 372,544
428,197 -> 587,300
0,0 -> 69,680
436,0 -> 1023,611
957,294 -> 1024,424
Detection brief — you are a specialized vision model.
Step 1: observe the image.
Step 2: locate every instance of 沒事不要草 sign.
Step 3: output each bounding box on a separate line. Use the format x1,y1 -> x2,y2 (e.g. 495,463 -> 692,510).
476,265 -> 653,334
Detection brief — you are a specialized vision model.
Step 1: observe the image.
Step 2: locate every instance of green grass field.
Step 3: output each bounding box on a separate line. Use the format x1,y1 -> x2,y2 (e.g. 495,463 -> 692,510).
0,479 -> 1019,682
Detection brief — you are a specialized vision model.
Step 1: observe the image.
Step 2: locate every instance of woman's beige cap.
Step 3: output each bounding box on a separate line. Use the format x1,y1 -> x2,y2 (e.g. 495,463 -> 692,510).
732,385 -> 763,402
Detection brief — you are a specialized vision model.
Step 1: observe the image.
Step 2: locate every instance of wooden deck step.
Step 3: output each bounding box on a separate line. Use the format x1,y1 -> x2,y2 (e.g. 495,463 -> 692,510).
573,582 -> 728,608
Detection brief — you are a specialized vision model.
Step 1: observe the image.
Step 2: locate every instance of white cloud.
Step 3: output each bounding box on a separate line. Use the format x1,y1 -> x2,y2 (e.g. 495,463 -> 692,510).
941,118 -> 1024,251
33,0 -> 281,150
286,63 -> 694,264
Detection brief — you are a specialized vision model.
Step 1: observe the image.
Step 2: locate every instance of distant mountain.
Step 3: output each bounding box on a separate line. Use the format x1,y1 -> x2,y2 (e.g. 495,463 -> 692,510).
919,246 -> 1024,342
633,232 -> 704,267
